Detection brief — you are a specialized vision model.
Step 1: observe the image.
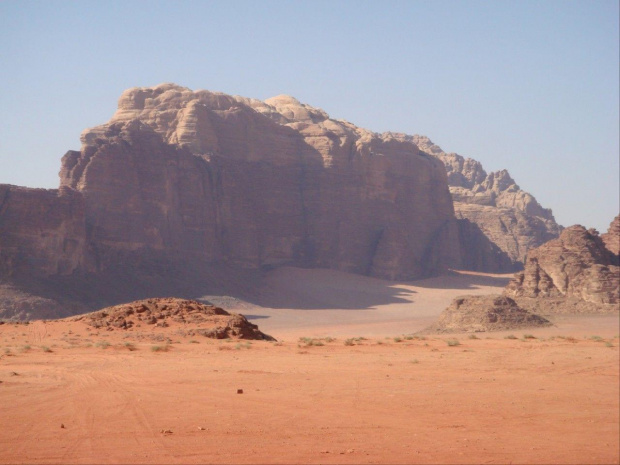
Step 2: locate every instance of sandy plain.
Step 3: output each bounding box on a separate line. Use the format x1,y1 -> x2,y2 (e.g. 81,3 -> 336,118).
0,268 -> 618,464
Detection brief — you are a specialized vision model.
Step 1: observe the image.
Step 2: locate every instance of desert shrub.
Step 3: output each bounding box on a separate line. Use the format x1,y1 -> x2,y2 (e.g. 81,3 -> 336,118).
393,337 -> 402,343
151,344 -> 170,352
41,346 -> 52,353
95,341 -> 110,349
445,339 -> 460,347
468,334 -> 480,340
124,342 -> 137,351
504,334 -> 518,340
589,335 -> 603,342
523,334 -> 536,339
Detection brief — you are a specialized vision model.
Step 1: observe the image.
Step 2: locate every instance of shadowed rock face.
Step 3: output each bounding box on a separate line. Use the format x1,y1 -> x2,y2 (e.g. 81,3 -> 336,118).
506,224 -> 619,307
402,135 -> 562,272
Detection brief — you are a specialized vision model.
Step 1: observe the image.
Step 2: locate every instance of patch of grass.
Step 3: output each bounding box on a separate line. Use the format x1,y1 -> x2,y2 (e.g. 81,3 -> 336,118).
235,342 -> 252,350
151,344 -> 170,352
41,346 -> 52,353
20,345 -> 31,353
123,342 -> 137,351
468,334 -> 480,340
523,334 -> 537,339
589,335 -> 604,342
605,341 -> 613,347
95,341 -> 111,349
393,337 -> 403,343
344,339 -> 355,346
445,339 -> 461,347
504,334 -> 518,340
298,337 -> 326,347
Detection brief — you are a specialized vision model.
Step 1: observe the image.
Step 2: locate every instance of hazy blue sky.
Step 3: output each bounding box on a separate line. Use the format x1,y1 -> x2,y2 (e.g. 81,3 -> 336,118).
1,0 -> 618,232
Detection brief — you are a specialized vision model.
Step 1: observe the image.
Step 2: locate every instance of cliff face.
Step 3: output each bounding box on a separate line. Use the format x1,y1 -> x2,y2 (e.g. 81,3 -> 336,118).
0,185 -> 88,278
58,83 -> 460,281
505,224 -> 619,308
403,135 -> 562,272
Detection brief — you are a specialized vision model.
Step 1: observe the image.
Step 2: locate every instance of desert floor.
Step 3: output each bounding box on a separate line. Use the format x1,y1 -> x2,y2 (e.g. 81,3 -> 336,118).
0,268 -> 618,464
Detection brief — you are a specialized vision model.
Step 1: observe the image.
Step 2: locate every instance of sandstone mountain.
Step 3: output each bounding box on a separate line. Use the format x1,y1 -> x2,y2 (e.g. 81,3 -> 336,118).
0,83 -> 564,320
505,222 -> 619,313
423,294 -> 551,334
400,135 -> 562,272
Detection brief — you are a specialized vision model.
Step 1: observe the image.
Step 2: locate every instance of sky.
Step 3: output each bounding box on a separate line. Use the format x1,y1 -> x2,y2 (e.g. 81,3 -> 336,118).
1,0 -> 618,232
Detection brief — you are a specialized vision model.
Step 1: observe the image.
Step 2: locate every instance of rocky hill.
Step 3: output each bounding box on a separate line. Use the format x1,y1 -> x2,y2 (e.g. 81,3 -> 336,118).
423,294 -> 551,334
506,222 -> 619,313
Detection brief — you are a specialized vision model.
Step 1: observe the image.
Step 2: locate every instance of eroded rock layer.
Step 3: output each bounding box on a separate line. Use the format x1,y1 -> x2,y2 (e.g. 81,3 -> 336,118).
506,224 -> 619,311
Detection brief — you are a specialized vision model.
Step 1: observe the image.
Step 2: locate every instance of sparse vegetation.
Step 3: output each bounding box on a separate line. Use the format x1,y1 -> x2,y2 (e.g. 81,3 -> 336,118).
124,342 -> 137,351
41,346 -> 52,353
589,335 -> 603,342
188,340 -> 199,344
605,341 -> 613,347
468,334 -> 480,340
20,345 -> 31,353
504,334 -> 518,339
445,339 -> 461,347
393,337 -> 402,343
523,334 -> 537,339
410,359 -> 420,364
298,337 -> 331,347
151,344 -> 170,352
95,341 -> 111,349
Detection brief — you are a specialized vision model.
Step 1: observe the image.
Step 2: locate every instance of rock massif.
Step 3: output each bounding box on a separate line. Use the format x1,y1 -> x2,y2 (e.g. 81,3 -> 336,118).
506,223 -> 619,313
2,83 -> 468,319
406,135 -> 562,272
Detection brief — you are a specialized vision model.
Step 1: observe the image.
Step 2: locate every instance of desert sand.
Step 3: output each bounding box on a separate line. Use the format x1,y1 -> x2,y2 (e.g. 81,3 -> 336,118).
1,268 -> 618,464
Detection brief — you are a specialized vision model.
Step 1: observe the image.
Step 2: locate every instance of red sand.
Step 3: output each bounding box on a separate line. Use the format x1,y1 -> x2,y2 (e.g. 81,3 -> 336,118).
1,268 -> 618,464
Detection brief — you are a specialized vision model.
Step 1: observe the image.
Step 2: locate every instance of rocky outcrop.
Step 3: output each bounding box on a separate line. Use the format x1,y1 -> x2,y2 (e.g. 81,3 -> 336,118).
60,83 -> 460,280
75,297 -> 274,340
423,294 -> 551,333
400,135 -> 562,272
601,214 -> 620,257
506,224 -> 619,311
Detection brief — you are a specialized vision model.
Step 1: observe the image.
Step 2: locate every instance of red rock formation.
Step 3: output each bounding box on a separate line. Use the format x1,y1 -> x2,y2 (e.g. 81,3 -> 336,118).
506,224 -> 619,308
424,294 -> 551,333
